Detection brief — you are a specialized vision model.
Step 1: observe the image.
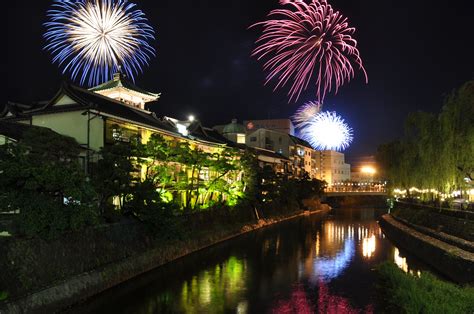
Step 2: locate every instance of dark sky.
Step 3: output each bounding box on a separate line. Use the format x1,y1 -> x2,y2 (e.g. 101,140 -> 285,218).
6,0 -> 474,162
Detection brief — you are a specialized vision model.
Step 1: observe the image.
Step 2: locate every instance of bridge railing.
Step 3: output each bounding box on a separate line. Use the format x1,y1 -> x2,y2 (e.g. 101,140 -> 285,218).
325,186 -> 386,193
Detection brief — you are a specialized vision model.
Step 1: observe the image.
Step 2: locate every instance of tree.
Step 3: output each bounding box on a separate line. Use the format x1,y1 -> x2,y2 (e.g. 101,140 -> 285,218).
0,127 -> 98,238
92,142 -> 135,214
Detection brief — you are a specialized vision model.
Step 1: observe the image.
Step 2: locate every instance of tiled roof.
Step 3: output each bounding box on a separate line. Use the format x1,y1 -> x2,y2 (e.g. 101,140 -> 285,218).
2,82 -> 230,146
89,73 -> 159,99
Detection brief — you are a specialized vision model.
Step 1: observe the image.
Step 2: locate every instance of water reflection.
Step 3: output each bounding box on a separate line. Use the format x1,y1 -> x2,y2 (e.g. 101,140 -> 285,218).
76,208 -> 427,314
393,247 -> 421,277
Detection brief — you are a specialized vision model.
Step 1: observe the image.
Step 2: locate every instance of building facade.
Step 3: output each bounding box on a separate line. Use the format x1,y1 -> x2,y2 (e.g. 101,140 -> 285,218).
314,150 -> 351,186
243,118 -> 295,136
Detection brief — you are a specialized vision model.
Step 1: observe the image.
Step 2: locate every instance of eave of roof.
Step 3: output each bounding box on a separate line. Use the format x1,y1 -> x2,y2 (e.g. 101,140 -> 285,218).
89,74 -> 159,99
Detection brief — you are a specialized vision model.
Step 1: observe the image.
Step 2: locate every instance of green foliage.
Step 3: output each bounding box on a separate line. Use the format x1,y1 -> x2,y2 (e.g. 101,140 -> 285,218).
124,179 -> 180,236
0,290 -> 8,301
257,165 -> 324,209
0,127 -> 98,239
133,134 -> 251,211
92,142 -> 135,213
376,262 -> 474,313
377,81 -> 474,199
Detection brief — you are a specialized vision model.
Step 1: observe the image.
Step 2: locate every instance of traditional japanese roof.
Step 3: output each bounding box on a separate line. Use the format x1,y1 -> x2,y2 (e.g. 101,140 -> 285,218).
162,117 -> 232,145
2,82 -> 232,147
89,72 -> 160,101
2,82 -> 175,133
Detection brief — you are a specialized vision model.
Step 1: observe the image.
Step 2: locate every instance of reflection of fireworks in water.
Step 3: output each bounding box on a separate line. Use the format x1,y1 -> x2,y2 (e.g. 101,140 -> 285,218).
311,239 -> 355,282
300,111 -> 353,151
44,0 -> 155,86
292,101 -> 322,128
251,0 -> 368,102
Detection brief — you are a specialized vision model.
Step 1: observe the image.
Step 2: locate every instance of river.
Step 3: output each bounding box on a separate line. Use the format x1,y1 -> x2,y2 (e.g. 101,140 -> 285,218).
71,207 -> 428,313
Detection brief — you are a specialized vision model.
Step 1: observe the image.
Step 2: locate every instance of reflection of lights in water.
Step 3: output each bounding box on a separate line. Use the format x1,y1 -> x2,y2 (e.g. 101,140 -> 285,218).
393,248 -> 421,277
272,281 -> 373,313
276,236 -> 280,255
178,256 -> 246,312
362,235 -> 376,258
315,232 -> 320,256
199,271 -> 212,304
311,239 -> 355,282
394,248 -> 408,273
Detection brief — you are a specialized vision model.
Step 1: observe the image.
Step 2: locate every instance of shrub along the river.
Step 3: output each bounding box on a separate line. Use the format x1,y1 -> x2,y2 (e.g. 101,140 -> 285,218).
376,262 -> 474,313
0,127 -> 98,239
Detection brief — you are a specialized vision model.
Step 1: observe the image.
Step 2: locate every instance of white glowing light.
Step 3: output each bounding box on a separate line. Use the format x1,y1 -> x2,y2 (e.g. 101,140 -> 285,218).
300,111 -> 353,151
361,166 -> 376,175
188,115 -> 195,122
177,123 -> 188,136
292,101 -> 322,128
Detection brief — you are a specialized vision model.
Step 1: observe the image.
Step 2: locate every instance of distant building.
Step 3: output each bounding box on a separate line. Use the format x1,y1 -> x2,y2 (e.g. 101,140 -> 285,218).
314,150 -> 351,186
243,118 -> 295,136
213,119 -> 246,144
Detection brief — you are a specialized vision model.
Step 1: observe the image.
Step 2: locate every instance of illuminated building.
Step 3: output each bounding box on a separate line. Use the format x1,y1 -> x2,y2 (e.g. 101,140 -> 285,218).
1,74 -> 230,156
314,150 -> 351,186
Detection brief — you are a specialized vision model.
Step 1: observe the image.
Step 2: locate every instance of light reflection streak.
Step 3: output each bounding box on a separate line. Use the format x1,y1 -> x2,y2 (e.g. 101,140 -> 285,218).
393,247 -> 421,277
311,239 -> 355,282
362,235 -> 376,258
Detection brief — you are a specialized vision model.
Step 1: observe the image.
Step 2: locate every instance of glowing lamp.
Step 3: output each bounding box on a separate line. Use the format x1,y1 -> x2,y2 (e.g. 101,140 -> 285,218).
361,166 -> 376,175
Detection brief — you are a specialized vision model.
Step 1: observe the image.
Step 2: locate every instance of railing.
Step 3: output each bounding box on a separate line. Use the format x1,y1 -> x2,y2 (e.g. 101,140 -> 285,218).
325,186 -> 386,193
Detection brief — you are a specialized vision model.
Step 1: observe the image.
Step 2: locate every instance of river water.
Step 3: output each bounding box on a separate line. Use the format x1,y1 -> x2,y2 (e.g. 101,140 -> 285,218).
73,207 -> 427,313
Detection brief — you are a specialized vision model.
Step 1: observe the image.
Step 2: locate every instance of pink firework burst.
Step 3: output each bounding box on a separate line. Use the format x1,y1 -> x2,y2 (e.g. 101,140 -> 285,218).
251,0 -> 368,103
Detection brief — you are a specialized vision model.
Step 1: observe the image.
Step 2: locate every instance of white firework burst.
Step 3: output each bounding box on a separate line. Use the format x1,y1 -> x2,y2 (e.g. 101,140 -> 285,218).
292,101 -> 322,128
44,0 -> 155,86
300,111 -> 353,151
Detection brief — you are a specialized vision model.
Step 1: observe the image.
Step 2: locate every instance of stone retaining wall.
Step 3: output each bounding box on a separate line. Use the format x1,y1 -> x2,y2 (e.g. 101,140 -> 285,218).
379,214 -> 474,284
0,206 -> 330,313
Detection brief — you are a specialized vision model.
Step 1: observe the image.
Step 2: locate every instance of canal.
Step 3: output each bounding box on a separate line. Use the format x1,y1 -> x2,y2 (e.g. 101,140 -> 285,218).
71,207 -> 427,313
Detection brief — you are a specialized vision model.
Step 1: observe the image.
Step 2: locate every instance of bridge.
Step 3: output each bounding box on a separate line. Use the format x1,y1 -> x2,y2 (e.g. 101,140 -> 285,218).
323,187 -> 388,207
325,185 -> 387,197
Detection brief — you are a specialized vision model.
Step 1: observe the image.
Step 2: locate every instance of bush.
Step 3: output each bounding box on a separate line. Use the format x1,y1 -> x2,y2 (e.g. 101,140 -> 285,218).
0,127 -> 99,239
376,262 -> 474,313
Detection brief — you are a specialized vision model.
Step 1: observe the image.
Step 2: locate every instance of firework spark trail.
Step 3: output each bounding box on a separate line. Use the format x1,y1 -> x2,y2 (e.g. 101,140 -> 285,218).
300,111 -> 353,151
44,0 -> 155,86
292,101 -> 322,128
251,0 -> 367,103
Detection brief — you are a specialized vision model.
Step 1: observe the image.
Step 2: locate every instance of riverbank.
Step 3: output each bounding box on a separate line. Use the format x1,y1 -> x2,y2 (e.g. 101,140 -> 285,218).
0,205 -> 330,313
376,262 -> 474,313
379,214 -> 474,283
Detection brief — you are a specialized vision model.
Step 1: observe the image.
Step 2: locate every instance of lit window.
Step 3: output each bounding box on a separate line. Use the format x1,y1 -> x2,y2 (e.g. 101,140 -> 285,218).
236,133 -> 246,144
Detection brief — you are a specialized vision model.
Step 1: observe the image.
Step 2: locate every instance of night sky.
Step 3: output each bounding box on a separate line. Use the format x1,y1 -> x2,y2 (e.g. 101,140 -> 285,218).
6,0 -> 474,163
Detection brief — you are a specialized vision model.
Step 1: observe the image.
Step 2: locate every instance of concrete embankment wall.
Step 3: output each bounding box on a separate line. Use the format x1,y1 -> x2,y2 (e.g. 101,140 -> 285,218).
0,205 -> 330,313
379,214 -> 474,284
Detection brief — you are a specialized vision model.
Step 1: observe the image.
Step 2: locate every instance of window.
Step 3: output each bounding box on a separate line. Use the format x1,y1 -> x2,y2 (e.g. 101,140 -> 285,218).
236,133 -> 246,144
250,136 -> 257,142
278,137 -> 282,144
